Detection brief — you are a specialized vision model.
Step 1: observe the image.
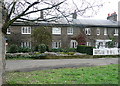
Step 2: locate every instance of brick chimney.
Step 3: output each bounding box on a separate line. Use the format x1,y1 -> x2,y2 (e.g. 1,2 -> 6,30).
40,11 -> 44,19
72,10 -> 77,19
107,12 -> 117,21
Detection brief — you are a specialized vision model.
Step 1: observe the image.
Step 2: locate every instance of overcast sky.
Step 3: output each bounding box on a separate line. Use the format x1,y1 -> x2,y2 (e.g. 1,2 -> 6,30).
88,0 -> 120,20
6,0 -> 120,20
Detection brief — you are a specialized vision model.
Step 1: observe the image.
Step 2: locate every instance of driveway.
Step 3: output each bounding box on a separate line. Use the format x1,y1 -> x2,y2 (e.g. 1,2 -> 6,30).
6,58 -> 118,72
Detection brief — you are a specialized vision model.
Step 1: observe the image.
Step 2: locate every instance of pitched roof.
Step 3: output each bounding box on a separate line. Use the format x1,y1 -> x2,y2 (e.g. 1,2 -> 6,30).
12,18 -> 119,28
72,19 -> 118,27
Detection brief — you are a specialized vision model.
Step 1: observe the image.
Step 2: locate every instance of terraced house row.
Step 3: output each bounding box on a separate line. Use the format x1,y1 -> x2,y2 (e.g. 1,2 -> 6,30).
6,12 -> 119,50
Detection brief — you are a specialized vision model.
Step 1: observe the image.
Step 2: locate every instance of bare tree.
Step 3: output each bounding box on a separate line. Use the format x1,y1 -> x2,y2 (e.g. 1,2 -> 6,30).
2,0 -> 104,34
0,0 -> 104,84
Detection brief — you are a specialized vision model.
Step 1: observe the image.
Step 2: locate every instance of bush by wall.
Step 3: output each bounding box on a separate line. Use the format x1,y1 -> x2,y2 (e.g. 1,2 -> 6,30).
50,48 -> 64,52
7,44 -> 18,53
50,48 -> 76,52
77,45 -> 94,55
6,53 -> 119,60
38,44 -> 47,53
18,47 -> 32,53
6,53 -> 47,59
7,44 -> 32,53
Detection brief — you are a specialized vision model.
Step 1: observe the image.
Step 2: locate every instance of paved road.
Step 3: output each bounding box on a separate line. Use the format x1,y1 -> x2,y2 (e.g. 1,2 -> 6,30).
6,58 -> 118,72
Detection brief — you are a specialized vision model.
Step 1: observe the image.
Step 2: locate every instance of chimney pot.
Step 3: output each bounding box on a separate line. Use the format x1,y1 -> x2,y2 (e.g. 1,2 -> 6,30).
108,13 -> 111,16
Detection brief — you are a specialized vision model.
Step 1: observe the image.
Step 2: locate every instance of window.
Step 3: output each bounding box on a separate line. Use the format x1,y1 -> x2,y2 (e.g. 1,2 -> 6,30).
67,27 -> 73,35
70,40 -> 78,48
21,27 -> 31,34
114,29 -> 118,36
96,40 -> 112,49
96,28 -> 100,35
21,42 -> 31,48
85,28 -> 91,35
114,42 -> 118,47
104,28 -> 107,35
7,28 -> 11,34
86,42 -> 91,46
52,41 -> 61,48
52,27 -> 61,34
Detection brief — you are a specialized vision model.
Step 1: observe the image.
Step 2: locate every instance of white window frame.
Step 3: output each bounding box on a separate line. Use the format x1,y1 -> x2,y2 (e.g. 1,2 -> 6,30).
114,42 -> 118,48
104,28 -> 107,35
85,28 -> 91,35
96,40 -> 112,49
67,27 -> 73,35
96,28 -> 100,35
7,28 -> 11,34
114,29 -> 118,36
21,27 -> 31,34
52,40 -> 61,49
52,27 -> 61,35
70,40 -> 78,48
86,42 -> 91,46
21,42 -> 31,48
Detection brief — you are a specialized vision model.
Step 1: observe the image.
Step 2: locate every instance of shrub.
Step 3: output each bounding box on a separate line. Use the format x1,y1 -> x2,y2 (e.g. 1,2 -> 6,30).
67,52 -> 75,55
6,53 -> 47,59
7,44 -> 18,53
77,45 -> 94,55
38,44 -> 47,53
66,48 -> 76,52
34,45 -> 39,51
46,45 -> 49,52
18,47 -> 32,53
51,48 -> 64,52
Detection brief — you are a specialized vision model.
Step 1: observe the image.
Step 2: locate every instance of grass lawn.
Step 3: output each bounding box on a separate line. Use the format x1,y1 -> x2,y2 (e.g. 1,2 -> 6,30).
5,64 -> 118,84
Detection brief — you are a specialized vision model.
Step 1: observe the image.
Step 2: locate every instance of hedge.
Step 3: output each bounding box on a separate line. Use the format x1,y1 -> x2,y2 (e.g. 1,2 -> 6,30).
77,45 -> 94,55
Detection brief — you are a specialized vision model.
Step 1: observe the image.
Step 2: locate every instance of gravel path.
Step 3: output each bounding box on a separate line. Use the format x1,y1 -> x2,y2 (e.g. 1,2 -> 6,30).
6,58 -> 118,72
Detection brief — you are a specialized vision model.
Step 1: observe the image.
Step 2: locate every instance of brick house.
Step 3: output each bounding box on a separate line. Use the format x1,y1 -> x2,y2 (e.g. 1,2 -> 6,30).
6,12 -> 118,50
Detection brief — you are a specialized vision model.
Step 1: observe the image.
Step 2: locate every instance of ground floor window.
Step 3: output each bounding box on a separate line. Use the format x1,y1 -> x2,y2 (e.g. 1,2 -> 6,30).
96,40 -> 112,49
114,42 -> 118,48
70,40 -> 78,48
52,40 -> 61,49
86,42 -> 91,46
21,42 -> 31,48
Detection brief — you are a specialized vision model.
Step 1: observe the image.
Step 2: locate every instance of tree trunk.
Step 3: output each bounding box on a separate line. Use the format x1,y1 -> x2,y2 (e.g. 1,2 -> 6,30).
118,2 -> 120,48
0,0 -> 5,85
0,31 -> 5,86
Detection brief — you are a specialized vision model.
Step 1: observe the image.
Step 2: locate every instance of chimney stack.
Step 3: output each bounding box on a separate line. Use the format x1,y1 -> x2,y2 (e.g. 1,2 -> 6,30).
72,10 -> 77,19
40,11 -> 44,19
107,12 -> 117,21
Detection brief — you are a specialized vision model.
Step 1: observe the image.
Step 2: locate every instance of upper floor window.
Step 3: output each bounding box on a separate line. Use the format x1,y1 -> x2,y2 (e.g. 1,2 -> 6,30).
67,27 -> 73,35
104,28 -> 107,35
96,28 -> 100,35
114,29 -> 118,36
21,27 -> 31,34
52,27 -> 61,35
85,28 -> 91,35
7,28 -> 11,34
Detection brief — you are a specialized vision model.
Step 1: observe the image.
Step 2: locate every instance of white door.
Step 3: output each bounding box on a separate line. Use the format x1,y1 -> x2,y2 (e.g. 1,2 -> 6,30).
70,40 -> 78,48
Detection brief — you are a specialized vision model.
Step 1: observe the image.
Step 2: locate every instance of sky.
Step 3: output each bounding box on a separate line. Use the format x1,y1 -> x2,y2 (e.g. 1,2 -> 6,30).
88,0 -> 120,20
5,0 -> 120,20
